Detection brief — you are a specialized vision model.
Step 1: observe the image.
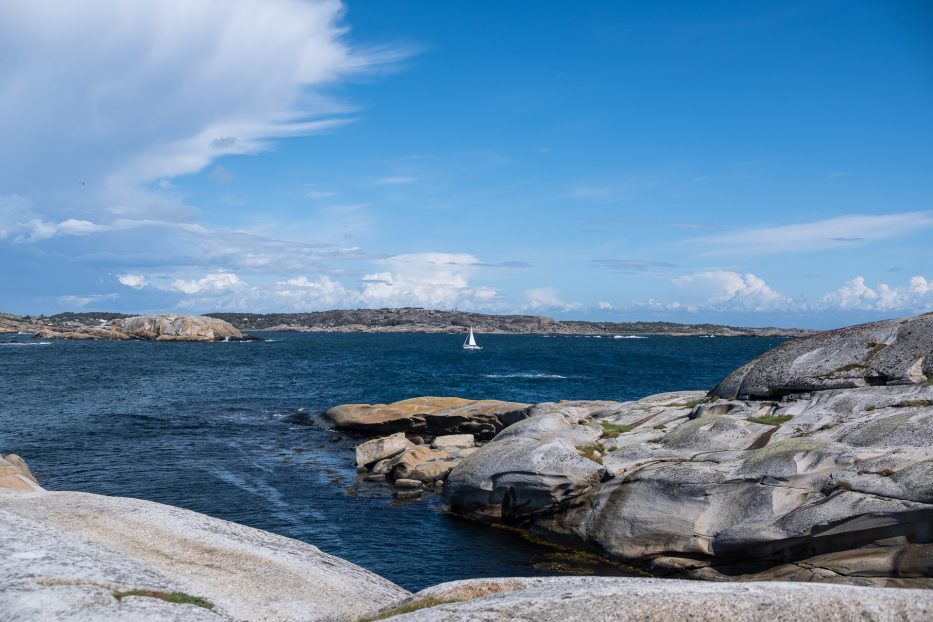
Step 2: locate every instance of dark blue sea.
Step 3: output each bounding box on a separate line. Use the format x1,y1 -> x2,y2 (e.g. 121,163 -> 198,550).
0,331 -> 782,590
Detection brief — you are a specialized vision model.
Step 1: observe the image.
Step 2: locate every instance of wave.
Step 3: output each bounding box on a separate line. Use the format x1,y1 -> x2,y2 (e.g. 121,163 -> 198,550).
612,335 -> 647,339
0,341 -> 52,347
484,372 -> 567,379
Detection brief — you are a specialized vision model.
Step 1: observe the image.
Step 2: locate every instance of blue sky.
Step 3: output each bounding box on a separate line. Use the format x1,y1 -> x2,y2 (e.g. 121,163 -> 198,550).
1,0 -> 931,328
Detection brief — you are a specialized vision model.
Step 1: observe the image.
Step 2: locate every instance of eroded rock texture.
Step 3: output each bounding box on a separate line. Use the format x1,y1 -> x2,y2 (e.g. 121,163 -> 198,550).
443,315 -> 933,586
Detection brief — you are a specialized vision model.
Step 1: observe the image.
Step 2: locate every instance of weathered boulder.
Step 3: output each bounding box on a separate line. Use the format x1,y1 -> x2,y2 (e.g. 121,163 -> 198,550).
0,486 -> 408,621
117,314 -> 244,342
0,453 -> 42,492
380,576 -> 933,621
386,446 -> 456,482
444,437 -> 606,521
712,314 -> 933,399
355,432 -> 414,468
323,397 -> 531,439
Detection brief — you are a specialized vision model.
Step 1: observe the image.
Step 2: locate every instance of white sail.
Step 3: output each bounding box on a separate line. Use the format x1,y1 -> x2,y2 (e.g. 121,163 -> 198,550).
463,327 -> 481,349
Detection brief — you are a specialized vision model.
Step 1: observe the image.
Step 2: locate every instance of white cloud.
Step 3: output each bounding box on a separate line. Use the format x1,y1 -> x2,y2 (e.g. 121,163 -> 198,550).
820,276 -> 878,309
522,287 -> 582,312
822,275 -> 933,312
0,0 -> 403,232
696,212 -> 933,255
359,253 -> 496,309
118,274 -> 149,288
671,271 -> 788,312
170,272 -> 245,295
598,301 -> 614,310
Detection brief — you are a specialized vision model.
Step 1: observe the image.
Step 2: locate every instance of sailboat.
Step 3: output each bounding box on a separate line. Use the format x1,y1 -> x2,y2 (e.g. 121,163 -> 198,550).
463,326 -> 482,350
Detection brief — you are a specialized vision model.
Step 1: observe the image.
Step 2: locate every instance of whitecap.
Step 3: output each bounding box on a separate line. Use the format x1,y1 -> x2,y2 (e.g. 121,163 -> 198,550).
483,372 -> 567,379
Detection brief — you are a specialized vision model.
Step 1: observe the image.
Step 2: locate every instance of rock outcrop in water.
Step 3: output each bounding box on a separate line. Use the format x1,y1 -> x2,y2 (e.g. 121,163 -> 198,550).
437,314 -> 933,587
1,313 -> 248,341
323,397 -> 532,439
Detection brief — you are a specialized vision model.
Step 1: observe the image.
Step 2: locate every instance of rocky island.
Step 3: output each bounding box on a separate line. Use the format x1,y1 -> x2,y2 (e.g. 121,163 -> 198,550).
0,312 -> 248,342
3,313 -> 932,620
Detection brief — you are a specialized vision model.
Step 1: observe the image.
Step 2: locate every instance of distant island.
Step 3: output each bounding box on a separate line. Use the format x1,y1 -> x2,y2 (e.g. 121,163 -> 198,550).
2,308 -> 813,338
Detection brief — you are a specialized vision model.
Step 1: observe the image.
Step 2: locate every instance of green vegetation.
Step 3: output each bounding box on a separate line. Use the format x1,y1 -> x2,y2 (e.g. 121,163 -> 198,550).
817,423 -> 835,430
866,405 -> 876,412
599,421 -> 632,438
895,400 -> 933,408
358,597 -> 465,622
867,342 -> 887,358
576,444 -> 604,464
746,415 -> 793,426
653,423 -> 667,430
577,419 -> 588,425
684,398 -> 706,408
835,480 -> 853,491
113,590 -> 213,610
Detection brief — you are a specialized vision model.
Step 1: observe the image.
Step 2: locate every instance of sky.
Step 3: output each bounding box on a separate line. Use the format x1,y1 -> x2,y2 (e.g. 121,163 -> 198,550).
1,0 -> 931,328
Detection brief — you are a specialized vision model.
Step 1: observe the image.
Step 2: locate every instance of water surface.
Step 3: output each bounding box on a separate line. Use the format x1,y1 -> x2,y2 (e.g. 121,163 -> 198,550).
0,331 -> 781,590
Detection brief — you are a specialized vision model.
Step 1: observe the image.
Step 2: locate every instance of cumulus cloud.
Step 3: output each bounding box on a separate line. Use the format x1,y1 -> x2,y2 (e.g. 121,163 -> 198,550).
170,272 -> 245,295
597,301 -> 614,310
822,275 -> 933,312
359,253 -> 499,309
118,274 -> 149,288
671,271 -> 789,312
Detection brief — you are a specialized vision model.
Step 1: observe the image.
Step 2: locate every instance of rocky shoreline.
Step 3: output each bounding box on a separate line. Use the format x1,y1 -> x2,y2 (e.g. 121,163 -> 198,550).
1,308 -> 813,338
3,313 -> 932,620
333,313 -> 933,588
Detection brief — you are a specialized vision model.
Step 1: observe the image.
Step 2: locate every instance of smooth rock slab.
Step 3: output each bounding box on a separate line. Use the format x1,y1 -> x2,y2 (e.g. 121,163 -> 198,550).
0,490 -> 408,621
386,576 -> 933,621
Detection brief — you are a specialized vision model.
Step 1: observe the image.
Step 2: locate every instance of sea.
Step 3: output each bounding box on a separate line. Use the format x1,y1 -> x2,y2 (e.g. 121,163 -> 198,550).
0,331 -> 783,591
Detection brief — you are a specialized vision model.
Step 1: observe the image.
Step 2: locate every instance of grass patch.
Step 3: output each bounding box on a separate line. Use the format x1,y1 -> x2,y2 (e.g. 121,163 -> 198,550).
359,597 -> 464,621
113,590 -> 213,610
835,479 -> 852,491
817,423 -> 835,430
576,444 -> 604,464
747,415 -> 793,426
866,405 -> 877,412
653,423 -> 667,430
895,400 -> 933,408
867,342 -> 887,358
599,421 -> 632,438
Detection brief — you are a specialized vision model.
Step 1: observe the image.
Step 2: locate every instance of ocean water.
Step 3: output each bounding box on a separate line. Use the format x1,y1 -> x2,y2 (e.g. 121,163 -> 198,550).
0,331 -> 783,591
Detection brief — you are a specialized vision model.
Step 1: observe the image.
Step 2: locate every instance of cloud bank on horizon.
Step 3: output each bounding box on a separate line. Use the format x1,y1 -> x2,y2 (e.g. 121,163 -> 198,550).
0,1 -> 931,328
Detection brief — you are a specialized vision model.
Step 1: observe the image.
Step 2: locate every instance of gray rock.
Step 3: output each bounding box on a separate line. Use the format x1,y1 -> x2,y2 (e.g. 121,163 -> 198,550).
385,576 -> 933,621
712,314 -> 933,399
431,434 -> 474,450
394,478 -> 423,490
439,317 -> 933,586
0,490 -> 408,621
444,437 -> 605,521
355,432 -> 414,468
